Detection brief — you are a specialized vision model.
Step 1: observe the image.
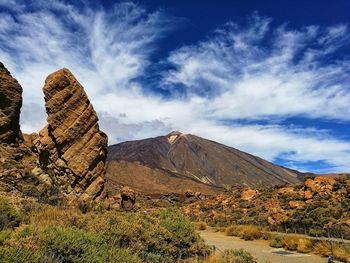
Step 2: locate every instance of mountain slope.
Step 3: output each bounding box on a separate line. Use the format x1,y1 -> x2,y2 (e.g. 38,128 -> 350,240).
106,131 -> 302,194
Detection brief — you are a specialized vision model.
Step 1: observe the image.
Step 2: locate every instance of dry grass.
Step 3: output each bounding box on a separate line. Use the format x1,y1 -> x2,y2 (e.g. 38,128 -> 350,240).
225,225 -> 263,241
225,224 -> 240,236
29,205 -> 84,229
314,241 -> 350,262
239,225 -> 263,241
296,238 -> 313,253
282,235 -> 300,251
283,235 -> 313,253
195,221 -> 208,231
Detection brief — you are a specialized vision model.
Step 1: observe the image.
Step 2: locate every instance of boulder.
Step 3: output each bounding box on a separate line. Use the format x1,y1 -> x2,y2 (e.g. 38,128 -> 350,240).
35,68 -> 107,203
120,186 -> 136,210
241,189 -> 258,201
289,200 -> 305,209
0,63 -> 22,144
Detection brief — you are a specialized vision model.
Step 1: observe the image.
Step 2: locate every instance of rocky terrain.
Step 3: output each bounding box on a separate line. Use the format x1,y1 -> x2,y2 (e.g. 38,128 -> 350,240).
0,64 -> 109,207
183,176 -> 350,239
107,131 -> 302,195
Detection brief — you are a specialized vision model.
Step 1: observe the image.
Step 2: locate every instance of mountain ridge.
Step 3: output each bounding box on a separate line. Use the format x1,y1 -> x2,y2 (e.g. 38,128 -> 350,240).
106,131 -> 304,194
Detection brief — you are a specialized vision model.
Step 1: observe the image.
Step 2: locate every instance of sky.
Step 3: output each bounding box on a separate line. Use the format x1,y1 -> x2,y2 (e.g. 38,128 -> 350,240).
0,0 -> 350,174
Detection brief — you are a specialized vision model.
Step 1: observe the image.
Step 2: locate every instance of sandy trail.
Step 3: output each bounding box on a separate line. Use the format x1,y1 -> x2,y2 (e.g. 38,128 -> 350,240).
199,228 -> 328,263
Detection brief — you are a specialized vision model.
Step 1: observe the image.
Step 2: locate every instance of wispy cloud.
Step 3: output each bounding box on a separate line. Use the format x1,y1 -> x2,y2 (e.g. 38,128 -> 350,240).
0,2 -> 349,173
164,13 -> 350,120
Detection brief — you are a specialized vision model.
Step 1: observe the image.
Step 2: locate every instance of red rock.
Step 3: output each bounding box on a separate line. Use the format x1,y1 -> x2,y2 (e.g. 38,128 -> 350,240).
35,68 -> 107,203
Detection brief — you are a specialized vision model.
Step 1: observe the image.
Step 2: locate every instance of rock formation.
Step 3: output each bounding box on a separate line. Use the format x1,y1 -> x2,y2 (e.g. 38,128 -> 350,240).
120,186 -> 136,210
35,68 -> 107,203
0,63 -> 22,144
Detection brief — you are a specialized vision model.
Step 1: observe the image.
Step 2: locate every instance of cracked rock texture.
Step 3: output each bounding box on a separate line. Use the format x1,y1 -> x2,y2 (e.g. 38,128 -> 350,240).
35,68 -> 107,203
0,63 -> 22,144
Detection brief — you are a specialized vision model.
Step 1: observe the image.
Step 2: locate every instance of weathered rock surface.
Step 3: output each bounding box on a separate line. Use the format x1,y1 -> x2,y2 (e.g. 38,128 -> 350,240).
0,63 -> 22,144
120,186 -> 136,210
35,68 -> 107,203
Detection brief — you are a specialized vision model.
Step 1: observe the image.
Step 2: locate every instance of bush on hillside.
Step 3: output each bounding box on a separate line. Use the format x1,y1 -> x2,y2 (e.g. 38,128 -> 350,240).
269,235 -> 284,248
0,196 -> 21,231
41,226 -> 141,263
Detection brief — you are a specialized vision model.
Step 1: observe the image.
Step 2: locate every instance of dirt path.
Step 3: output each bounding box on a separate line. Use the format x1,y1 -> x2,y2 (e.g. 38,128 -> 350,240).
199,228 -> 329,263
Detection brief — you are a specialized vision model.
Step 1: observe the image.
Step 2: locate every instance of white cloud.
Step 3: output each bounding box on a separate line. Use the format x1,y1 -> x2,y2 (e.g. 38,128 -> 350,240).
0,2 -> 349,173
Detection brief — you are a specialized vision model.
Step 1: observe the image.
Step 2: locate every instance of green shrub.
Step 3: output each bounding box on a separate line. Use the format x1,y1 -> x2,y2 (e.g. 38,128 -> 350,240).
308,228 -> 324,237
0,230 -> 12,245
222,249 -> 257,263
0,247 -> 46,263
0,196 -> 22,231
269,235 -> 284,248
158,208 -> 210,258
41,226 -> 140,263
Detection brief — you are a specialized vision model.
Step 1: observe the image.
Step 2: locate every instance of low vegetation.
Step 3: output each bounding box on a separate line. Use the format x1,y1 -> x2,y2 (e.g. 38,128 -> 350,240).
0,196 -> 22,231
225,225 -> 263,241
0,196 -> 211,263
184,177 -> 350,240
195,221 -> 208,231
223,223 -> 349,262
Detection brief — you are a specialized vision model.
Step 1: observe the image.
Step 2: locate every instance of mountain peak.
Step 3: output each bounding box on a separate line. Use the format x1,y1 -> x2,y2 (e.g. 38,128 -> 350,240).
166,131 -> 183,144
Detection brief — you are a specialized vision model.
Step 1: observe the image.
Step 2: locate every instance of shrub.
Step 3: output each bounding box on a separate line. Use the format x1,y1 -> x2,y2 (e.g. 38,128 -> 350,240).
283,236 -> 300,251
269,235 -> 284,248
239,225 -> 263,241
225,225 -> 240,236
0,196 -> 22,231
222,249 -> 257,263
29,205 -> 85,230
0,247 -> 46,263
308,228 -> 324,237
195,221 -> 207,231
41,226 -> 141,263
314,241 -> 350,262
333,244 -> 350,263
1,205 -> 210,262
158,208 -> 210,258
296,238 -> 313,253
314,241 -> 332,257
0,229 -> 12,245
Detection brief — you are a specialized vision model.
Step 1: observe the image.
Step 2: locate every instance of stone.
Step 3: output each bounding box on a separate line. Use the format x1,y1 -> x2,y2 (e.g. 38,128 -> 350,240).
241,189 -> 258,201
120,186 -> 136,210
35,68 -> 108,203
0,63 -> 22,144
289,200 -> 305,209
303,190 -> 313,200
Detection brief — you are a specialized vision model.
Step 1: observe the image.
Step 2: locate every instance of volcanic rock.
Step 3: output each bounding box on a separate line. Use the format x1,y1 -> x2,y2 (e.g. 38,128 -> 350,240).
0,63 -> 22,144
107,131 -> 303,194
35,68 -> 107,203
241,189 -> 258,201
120,186 -> 136,210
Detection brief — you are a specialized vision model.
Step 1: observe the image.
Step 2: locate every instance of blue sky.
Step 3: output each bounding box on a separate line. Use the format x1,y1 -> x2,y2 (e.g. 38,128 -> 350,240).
0,0 -> 349,173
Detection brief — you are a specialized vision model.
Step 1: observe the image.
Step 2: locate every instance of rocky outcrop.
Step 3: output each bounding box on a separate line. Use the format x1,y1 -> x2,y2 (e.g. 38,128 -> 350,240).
0,63 -> 22,144
35,68 -> 107,203
120,186 -> 136,210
